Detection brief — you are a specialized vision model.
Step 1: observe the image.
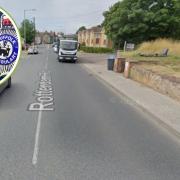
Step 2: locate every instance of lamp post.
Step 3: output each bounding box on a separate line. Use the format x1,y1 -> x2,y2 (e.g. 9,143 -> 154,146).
23,9 -> 36,48
33,17 -> 36,45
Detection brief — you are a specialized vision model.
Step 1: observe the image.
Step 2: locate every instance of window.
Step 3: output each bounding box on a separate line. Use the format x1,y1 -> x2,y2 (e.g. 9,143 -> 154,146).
96,38 -> 100,44
95,33 -> 100,38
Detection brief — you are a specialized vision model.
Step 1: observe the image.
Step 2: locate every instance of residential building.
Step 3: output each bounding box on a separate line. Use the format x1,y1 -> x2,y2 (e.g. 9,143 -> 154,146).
64,34 -> 77,40
35,31 -> 55,44
78,26 -> 112,48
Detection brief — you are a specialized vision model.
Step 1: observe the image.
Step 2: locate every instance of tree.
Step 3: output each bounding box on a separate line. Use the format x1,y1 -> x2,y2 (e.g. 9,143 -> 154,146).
76,26 -> 86,34
103,0 -> 180,48
20,19 -> 35,44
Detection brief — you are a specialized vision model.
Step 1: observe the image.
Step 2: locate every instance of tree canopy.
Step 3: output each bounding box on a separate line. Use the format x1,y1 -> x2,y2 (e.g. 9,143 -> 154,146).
103,0 -> 180,48
20,19 -> 35,44
76,26 -> 86,34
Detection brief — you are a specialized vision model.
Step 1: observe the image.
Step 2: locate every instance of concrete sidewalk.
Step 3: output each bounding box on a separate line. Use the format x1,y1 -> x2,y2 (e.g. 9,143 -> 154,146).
81,63 -> 180,137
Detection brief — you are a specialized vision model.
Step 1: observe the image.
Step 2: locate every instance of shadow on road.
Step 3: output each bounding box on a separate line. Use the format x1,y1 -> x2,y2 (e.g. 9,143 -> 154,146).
0,82 -> 29,110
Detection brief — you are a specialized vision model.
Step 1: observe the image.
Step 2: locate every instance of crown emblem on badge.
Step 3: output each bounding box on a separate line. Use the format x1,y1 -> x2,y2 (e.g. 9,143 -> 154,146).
0,40 -> 11,58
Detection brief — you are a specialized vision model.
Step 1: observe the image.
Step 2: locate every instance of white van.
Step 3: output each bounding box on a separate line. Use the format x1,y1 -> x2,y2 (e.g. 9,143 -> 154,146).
58,40 -> 78,63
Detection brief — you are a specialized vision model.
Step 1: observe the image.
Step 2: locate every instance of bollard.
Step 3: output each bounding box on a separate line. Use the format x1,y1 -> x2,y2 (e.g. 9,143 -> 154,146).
114,57 -> 126,73
124,61 -> 131,78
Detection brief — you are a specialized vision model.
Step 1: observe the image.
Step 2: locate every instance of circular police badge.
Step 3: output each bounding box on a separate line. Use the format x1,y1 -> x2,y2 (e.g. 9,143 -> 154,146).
0,8 -> 21,85
0,34 -> 18,65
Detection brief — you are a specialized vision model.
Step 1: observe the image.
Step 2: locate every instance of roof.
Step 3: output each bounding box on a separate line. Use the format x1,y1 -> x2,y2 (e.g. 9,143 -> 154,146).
90,26 -> 102,32
78,26 -> 102,34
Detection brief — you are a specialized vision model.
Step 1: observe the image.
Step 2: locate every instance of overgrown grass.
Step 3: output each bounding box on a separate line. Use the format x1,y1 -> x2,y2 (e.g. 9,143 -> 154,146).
138,38 -> 180,56
120,38 -> 180,62
120,39 -> 180,77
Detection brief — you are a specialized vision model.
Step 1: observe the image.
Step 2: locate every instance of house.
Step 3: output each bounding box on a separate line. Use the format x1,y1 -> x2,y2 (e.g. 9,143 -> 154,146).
35,31 -> 56,44
35,32 -> 42,45
64,34 -> 77,40
78,26 -> 112,48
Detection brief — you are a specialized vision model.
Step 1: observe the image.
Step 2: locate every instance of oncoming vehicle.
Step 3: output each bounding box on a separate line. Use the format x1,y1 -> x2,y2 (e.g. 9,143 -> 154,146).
0,75 -> 11,94
52,42 -> 58,48
53,44 -> 58,53
58,40 -> 78,63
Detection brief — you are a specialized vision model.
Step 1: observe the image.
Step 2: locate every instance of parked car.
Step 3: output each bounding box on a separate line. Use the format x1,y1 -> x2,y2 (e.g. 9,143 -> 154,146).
52,42 -> 58,48
0,75 -> 11,94
28,46 -> 39,55
33,47 -> 39,54
53,44 -> 58,53
28,47 -> 34,54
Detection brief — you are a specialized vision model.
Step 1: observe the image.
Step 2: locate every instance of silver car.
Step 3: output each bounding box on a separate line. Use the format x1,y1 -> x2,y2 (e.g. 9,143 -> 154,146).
28,46 -> 39,55
53,45 -> 58,53
33,47 -> 39,54
27,47 -> 34,54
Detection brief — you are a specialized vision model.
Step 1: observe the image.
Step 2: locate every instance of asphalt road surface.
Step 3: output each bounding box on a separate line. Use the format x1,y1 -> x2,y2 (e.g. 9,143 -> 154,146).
0,45 -> 180,180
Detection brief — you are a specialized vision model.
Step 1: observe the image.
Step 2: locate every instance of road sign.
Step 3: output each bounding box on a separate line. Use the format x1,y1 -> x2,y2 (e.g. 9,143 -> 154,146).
126,43 -> 135,51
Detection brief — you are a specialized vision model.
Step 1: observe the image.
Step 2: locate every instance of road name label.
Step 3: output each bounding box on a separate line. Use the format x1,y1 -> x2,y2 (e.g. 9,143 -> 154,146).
28,71 -> 54,111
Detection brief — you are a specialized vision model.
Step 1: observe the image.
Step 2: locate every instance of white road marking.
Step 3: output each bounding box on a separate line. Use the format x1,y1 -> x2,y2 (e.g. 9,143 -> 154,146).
45,55 -> 48,70
32,110 -> 42,165
45,46 -> 49,70
32,45 -> 50,166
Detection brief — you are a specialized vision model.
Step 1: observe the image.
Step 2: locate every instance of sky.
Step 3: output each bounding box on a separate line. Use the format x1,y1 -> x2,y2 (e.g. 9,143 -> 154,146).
0,0 -> 119,34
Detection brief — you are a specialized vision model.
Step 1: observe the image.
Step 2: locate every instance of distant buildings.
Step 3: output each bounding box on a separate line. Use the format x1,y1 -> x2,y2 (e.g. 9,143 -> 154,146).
35,32 -> 77,44
78,26 -> 112,48
35,31 -> 56,44
64,34 -> 77,40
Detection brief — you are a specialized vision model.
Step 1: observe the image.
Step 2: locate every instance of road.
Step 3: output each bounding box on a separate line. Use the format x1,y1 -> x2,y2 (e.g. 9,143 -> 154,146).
0,45 -> 180,180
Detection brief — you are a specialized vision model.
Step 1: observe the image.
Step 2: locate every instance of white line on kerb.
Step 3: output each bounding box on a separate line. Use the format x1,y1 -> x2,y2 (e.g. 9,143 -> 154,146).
32,110 -> 42,165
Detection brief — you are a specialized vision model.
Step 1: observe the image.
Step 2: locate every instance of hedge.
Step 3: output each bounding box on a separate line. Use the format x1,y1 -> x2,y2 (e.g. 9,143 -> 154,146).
80,46 -> 114,54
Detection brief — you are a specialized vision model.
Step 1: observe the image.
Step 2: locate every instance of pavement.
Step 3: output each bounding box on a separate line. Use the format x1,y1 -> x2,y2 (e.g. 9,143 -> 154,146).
0,47 -> 180,179
79,52 -> 180,138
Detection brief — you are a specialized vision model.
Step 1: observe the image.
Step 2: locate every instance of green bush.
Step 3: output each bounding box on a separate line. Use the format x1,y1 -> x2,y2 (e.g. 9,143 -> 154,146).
80,46 -> 114,54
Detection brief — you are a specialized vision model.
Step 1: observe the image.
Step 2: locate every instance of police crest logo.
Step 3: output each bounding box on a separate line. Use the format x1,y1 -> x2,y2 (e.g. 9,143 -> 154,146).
0,8 -> 21,84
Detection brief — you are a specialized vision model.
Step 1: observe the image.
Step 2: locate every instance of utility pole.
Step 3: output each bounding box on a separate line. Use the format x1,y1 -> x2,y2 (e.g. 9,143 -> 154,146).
23,10 -> 26,49
33,17 -> 36,45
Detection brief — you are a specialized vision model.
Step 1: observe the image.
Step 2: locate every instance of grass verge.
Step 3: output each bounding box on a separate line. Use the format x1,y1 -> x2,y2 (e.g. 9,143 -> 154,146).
120,39 -> 180,78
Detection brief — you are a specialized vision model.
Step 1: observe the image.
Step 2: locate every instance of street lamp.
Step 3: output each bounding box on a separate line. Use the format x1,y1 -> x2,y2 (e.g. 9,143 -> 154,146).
23,9 -> 36,48
33,17 -> 36,45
